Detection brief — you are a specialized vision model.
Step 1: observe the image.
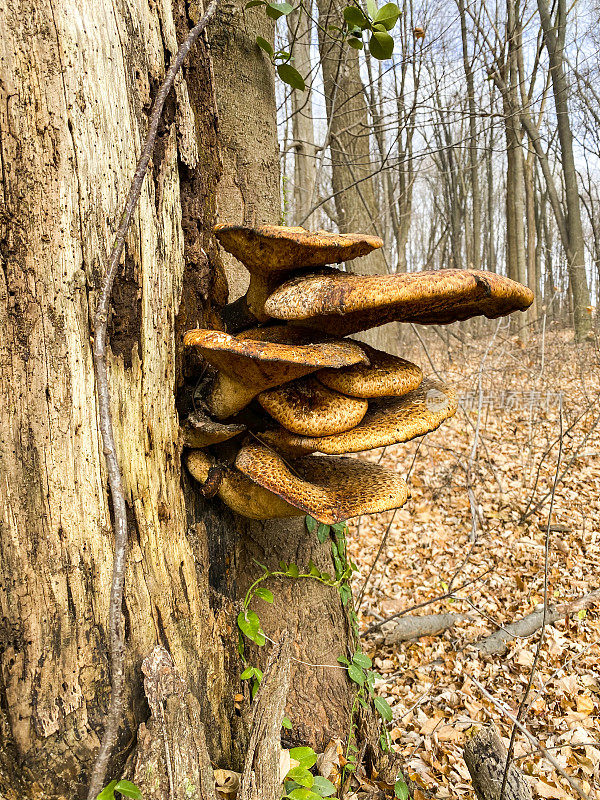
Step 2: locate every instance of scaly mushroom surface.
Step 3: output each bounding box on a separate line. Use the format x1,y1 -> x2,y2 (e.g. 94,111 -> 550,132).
316,343 -> 423,398
235,443 -> 409,524
258,376 -> 368,436
186,449 -> 303,519
214,224 -> 382,318
259,378 -> 458,455
264,269 -> 534,335
183,326 -> 368,418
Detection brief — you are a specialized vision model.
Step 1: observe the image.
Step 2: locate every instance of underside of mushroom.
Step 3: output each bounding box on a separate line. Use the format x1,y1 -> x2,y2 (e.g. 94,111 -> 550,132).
181,224 -> 534,522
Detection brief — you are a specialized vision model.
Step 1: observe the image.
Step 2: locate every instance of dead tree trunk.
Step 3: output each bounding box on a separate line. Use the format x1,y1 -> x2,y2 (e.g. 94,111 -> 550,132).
0,0 -> 356,793
464,724 -> 533,800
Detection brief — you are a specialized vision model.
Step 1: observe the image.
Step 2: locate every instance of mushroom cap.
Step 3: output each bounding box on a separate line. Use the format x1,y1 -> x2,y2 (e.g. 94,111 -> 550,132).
235,443 -> 409,524
180,411 -> 245,448
264,269 -> 534,335
214,224 -> 383,274
186,450 -> 303,519
183,326 -> 369,418
316,343 -> 423,398
183,326 -> 368,384
258,376 -> 368,436
259,378 -> 457,455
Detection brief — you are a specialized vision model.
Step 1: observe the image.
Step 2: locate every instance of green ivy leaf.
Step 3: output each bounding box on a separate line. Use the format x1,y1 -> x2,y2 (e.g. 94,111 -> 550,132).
282,715 -> 293,729
289,746 -> 317,769
343,6 -> 368,27
245,0 -> 266,6
366,0 -> 378,17
394,777 -> 409,799
237,610 -> 265,645
347,36 -> 364,48
285,790 -> 322,800
254,587 -> 274,603
97,781 -> 118,800
114,781 -> 142,800
352,651 -> 372,669
240,666 -> 255,680
286,766 -> 314,788
256,36 -> 274,58
337,655 -> 350,666
266,1 -> 294,18
339,583 -> 352,606
312,775 -> 337,796
373,1 -> 400,28
305,515 -> 317,533
316,523 -> 330,543
369,29 -> 394,59
347,664 -> 366,686
285,562 -> 301,578
374,695 -> 393,722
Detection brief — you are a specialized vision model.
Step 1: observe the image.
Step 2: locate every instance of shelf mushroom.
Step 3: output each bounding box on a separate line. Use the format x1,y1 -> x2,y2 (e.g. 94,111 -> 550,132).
258,379 -> 458,456
183,326 -> 368,418
263,269 -> 535,336
186,450 -> 303,519
233,443 -> 409,525
214,224 -> 383,319
258,376 -> 369,436
316,343 -> 423,398
180,410 -> 246,448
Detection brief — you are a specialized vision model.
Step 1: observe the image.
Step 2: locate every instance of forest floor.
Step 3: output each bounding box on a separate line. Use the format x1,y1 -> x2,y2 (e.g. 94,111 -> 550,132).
348,323 -> 600,800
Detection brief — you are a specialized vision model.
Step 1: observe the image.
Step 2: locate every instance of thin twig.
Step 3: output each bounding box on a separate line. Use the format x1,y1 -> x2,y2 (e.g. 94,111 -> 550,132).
87,3 -> 218,796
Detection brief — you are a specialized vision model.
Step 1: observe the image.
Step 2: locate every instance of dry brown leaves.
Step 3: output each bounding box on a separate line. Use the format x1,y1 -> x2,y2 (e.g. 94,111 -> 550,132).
348,325 -> 600,800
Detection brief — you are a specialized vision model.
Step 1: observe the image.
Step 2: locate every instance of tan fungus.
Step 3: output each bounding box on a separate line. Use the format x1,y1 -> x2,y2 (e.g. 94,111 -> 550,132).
258,376 -> 368,436
183,326 -> 368,418
180,410 -> 245,448
264,269 -> 534,335
235,443 -> 409,524
259,378 -> 458,455
316,343 -> 423,398
186,450 -> 303,519
214,224 -> 383,318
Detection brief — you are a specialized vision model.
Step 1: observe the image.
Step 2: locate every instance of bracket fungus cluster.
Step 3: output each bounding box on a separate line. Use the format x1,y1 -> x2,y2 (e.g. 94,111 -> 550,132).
183,224 -> 534,525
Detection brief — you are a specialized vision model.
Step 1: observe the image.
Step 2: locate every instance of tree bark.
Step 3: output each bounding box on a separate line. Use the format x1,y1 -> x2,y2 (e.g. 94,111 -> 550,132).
463,724 -> 533,800
0,0 -> 356,793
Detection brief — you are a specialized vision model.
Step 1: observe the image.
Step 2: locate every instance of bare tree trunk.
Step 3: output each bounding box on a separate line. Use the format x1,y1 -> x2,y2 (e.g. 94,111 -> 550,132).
286,4 -> 318,225
536,0 -> 592,338
0,0 -> 356,793
458,0 -> 481,270
315,0 -> 397,351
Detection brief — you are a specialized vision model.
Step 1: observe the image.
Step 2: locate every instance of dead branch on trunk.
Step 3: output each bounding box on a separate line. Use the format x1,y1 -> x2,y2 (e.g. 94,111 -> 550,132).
87,2 -> 218,795
239,633 -> 292,800
133,647 -> 217,800
463,724 -> 532,800
473,590 -> 600,655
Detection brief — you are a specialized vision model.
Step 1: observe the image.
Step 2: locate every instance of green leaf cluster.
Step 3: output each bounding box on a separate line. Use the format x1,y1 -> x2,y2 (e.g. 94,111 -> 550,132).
97,781 -> 141,800
342,1 -> 401,60
246,1 -> 306,89
283,746 -> 336,799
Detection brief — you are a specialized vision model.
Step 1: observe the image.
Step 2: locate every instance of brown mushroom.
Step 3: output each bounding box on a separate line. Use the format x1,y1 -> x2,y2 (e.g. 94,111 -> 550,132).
180,410 -> 245,448
263,269 -> 534,335
186,449 -> 303,519
259,378 -> 458,455
316,343 -> 423,398
235,443 -> 409,524
183,326 -> 368,419
214,224 -> 383,319
258,376 -> 368,436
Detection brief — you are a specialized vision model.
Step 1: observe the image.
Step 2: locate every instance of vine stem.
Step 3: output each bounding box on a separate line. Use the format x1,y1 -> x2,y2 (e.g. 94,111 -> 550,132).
87,3 -> 218,797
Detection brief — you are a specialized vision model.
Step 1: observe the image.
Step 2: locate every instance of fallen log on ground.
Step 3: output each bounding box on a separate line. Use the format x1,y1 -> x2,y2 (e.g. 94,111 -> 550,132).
474,589 -> 600,655
463,723 -> 532,800
381,612 -> 470,644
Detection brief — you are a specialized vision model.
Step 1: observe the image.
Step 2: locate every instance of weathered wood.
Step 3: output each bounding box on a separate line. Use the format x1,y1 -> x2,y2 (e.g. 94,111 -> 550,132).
474,590 -> 600,655
133,647 -> 217,800
239,634 -> 291,800
381,613 -> 469,644
463,724 -> 532,800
